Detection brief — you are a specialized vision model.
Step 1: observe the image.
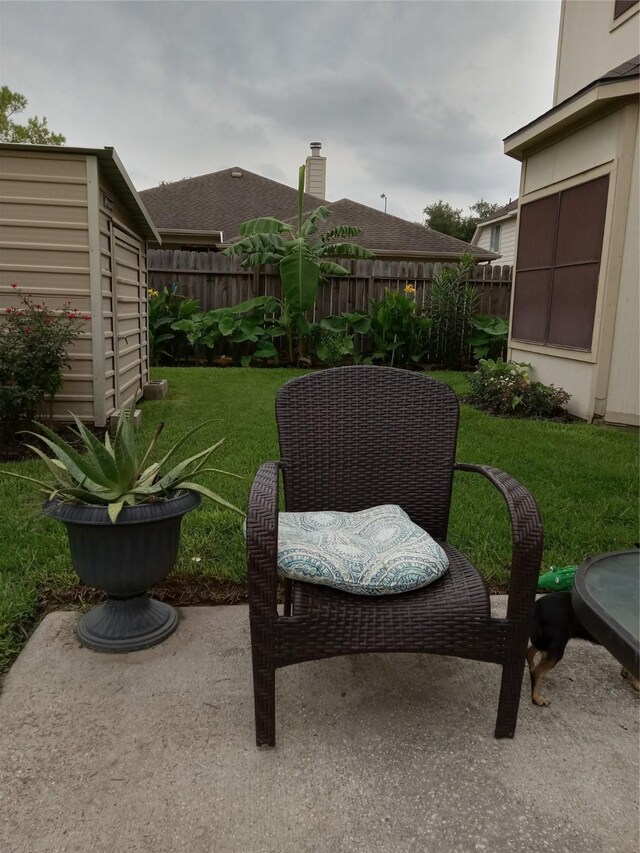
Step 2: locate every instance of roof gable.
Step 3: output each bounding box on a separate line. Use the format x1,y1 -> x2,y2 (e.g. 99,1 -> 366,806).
139,167 -> 496,260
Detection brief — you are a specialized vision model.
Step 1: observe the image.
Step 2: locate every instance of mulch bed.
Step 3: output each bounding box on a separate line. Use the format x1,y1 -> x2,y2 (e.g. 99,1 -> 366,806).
0,423 -> 107,464
43,576 -> 509,616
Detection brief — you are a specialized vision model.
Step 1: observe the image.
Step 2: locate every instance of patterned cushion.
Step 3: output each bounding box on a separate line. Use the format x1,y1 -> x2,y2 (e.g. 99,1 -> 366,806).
277,505 -> 449,595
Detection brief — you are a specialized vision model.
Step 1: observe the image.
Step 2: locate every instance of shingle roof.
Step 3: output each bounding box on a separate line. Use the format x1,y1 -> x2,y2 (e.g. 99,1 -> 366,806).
274,198 -> 495,258
139,167 -> 496,260
504,55 -> 640,144
139,167 -> 326,240
477,199 -> 518,226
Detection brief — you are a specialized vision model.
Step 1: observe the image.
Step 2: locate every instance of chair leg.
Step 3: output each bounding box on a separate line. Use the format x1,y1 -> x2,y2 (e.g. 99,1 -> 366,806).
283,579 -> 292,616
252,650 -> 276,747
494,647 -> 527,738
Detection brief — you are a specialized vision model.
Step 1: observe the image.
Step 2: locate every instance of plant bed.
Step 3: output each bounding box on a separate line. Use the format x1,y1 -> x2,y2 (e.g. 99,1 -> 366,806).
0,422 -> 107,464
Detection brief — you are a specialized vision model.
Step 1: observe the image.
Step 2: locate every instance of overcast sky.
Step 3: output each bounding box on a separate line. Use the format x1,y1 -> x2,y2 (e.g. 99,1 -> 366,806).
1,0 -> 560,222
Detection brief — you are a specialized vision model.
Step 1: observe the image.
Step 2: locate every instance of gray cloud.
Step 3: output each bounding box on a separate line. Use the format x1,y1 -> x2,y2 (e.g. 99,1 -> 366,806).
1,0 -> 560,222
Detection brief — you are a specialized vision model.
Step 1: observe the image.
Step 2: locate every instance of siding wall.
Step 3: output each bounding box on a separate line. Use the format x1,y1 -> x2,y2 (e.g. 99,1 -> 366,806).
475,217 -> 517,267
509,104 -> 639,423
604,125 -> 639,424
0,149 -> 150,426
98,172 -> 149,417
554,0 -> 640,105
0,150 -> 94,421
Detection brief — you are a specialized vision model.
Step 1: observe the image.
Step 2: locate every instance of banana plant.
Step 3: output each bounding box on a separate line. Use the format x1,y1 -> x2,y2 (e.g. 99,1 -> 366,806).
223,164 -> 374,359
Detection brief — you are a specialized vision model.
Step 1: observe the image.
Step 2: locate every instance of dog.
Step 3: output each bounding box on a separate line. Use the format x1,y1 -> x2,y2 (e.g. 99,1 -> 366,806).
527,592 -> 639,706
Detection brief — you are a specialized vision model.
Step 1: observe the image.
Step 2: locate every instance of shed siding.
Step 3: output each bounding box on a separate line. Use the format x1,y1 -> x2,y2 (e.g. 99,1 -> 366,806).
99,171 -> 149,410
0,150 -> 94,421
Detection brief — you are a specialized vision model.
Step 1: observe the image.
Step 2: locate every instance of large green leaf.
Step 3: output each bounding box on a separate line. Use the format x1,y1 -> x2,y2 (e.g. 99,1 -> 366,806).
300,206 -> 332,238
318,261 -> 350,277
280,245 -> 319,312
253,341 -> 278,359
319,225 -> 361,241
238,217 -> 290,236
71,415 -> 120,485
25,426 -> 112,491
317,242 -> 374,259
113,404 -> 138,491
179,482 -> 244,516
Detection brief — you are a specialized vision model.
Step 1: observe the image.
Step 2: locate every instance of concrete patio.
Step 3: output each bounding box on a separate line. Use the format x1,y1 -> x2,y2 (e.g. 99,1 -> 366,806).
1,598 -> 638,853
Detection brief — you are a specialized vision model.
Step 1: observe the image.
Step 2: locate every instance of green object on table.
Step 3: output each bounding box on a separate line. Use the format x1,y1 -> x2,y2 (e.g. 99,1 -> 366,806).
537,565 -> 578,591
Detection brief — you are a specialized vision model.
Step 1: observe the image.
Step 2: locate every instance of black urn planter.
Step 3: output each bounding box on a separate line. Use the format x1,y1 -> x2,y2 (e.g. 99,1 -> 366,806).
46,490 -> 201,653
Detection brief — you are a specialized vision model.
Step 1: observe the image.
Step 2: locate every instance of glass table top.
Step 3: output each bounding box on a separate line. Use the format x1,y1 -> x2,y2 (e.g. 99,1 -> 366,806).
581,551 -> 640,640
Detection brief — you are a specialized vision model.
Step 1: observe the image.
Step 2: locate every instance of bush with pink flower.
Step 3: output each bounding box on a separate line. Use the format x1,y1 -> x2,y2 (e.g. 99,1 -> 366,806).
0,285 -> 88,441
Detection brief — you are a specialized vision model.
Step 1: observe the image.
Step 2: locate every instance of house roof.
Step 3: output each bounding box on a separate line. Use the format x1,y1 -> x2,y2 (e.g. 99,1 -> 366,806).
476,199 -> 518,226
139,166 -> 497,260
139,167 -> 323,242
0,143 -> 160,242
504,55 -> 640,149
273,197 -> 496,260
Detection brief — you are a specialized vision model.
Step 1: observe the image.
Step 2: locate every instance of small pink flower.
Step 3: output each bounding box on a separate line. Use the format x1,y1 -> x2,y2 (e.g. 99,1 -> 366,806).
83,314 -> 90,321
24,327 -> 31,334
67,312 -> 76,320
4,307 -> 11,313
10,283 -> 17,289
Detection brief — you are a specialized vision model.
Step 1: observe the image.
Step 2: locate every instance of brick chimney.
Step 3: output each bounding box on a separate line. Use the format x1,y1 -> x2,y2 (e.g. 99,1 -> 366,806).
305,142 -> 326,199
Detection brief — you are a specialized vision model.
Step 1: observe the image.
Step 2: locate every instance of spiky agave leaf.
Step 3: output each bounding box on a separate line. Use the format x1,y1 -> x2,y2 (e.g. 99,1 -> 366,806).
178,481 -> 243,515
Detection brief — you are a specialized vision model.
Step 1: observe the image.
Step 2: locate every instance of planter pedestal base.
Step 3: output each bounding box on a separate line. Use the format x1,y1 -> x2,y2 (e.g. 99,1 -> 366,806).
76,597 -> 178,653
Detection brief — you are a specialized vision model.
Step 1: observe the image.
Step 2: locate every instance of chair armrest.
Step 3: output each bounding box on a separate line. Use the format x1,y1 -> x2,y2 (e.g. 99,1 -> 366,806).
454,463 -> 543,622
247,461 -> 280,619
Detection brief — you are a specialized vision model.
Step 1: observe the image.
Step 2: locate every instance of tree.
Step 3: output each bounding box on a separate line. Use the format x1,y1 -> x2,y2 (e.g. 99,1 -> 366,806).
0,86 -> 65,145
423,198 -> 500,244
223,163 -> 374,360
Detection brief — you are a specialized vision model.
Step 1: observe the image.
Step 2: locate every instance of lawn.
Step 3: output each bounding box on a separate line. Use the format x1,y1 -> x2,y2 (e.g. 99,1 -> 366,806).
1,367 -> 638,676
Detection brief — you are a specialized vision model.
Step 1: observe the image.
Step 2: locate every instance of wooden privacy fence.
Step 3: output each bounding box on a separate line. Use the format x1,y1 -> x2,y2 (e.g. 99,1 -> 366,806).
148,251 -> 513,319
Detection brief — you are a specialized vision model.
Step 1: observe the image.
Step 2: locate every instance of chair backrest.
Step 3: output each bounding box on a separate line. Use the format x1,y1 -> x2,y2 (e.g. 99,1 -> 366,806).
276,366 -> 460,540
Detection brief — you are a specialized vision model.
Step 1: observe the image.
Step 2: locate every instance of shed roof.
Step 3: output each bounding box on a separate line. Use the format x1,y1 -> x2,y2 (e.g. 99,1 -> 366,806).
139,167 -> 497,260
0,143 -> 160,242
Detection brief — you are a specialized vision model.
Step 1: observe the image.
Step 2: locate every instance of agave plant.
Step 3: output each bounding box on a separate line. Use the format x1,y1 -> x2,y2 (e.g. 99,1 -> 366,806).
2,405 -> 242,523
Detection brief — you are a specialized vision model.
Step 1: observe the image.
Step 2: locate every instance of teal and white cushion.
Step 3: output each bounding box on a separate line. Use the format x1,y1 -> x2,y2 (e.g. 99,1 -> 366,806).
277,504 -> 449,595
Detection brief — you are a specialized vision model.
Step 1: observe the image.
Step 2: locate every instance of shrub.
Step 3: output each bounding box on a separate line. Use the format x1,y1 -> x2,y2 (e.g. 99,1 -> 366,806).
467,359 -> 570,419
0,286 -> 86,440
467,315 -> 509,362
148,286 -> 199,365
367,285 -> 433,369
311,328 -> 354,366
423,254 -> 477,366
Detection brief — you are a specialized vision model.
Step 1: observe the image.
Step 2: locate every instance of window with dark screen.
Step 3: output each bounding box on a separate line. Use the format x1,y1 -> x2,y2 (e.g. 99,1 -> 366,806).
511,175 -> 609,350
614,0 -> 638,20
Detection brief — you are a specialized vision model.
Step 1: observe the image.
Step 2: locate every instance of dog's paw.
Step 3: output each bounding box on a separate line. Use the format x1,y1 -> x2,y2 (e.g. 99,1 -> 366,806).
621,669 -> 640,691
532,694 -> 550,707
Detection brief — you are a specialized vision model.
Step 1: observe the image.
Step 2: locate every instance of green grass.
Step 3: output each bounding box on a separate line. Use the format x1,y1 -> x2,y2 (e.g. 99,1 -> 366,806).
1,367 -> 638,675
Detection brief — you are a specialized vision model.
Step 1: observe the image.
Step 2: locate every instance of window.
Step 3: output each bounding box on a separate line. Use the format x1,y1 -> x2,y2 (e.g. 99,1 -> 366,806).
511,175 -> 609,350
490,223 -> 501,253
614,0 -> 638,19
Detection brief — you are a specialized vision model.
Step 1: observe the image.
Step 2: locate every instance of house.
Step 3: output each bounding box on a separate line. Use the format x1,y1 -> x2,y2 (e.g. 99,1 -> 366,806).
471,200 -> 518,266
504,0 -> 639,425
0,143 -> 159,426
139,144 -> 498,264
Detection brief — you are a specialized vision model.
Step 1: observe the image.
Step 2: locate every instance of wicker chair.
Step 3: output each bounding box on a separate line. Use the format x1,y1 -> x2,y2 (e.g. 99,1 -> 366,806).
247,366 -> 542,746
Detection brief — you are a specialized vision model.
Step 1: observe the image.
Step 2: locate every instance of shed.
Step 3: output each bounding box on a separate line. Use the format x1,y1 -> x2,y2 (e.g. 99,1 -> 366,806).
0,143 -> 160,427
